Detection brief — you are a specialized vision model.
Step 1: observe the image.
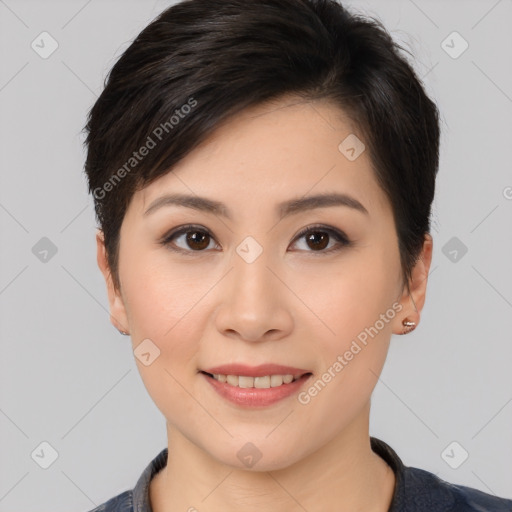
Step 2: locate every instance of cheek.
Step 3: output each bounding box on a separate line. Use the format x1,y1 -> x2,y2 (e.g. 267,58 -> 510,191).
120,253 -> 212,423
118,248 -> 214,407
292,249 -> 398,407
120,243 -> 206,337
293,250 -> 397,344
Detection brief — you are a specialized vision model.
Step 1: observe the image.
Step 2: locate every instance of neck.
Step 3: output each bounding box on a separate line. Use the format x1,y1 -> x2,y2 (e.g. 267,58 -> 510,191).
150,403 -> 395,512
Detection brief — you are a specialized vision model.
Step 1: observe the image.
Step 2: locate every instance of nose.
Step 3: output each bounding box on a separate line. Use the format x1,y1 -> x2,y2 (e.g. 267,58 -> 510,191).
214,246 -> 294,343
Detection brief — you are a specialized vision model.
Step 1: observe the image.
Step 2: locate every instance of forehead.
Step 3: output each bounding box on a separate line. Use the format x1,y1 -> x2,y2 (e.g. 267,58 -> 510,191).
137,97 -> 390,218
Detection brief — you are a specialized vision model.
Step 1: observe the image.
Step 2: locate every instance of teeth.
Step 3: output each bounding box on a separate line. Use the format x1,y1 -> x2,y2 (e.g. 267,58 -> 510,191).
270,375 -> 283,387
211,373 -> 299,388
238,376 -> 254,388
255,376 -> 270,388
282,374 -> 294,384
226,375 -> 238,386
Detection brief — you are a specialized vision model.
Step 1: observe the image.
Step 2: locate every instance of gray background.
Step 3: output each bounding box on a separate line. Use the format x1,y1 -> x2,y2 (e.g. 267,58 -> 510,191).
1,0 -> 511,510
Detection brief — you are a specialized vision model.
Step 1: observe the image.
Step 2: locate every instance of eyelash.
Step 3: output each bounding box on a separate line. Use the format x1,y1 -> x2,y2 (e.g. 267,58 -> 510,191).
159,223 -> 352,256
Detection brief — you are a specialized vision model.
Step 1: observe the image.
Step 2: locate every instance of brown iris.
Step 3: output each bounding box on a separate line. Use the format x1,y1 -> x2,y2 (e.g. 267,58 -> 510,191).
186,230 -> 211,250
305,231 -> 329,251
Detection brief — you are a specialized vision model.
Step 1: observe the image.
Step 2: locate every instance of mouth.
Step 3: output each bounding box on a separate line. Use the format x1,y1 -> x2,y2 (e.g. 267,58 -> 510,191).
199,371 -> 312,389
199,363 -> 313,406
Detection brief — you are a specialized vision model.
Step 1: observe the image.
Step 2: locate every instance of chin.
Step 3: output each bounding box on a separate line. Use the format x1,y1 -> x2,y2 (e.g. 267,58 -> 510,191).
202,434 -> 306,472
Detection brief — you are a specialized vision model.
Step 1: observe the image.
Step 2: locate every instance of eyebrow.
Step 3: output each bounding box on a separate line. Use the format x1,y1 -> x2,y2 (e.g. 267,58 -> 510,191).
143,192 -> 369,219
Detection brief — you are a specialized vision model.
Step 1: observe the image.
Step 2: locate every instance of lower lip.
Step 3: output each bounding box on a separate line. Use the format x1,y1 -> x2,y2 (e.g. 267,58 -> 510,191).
201,372 -> 312,407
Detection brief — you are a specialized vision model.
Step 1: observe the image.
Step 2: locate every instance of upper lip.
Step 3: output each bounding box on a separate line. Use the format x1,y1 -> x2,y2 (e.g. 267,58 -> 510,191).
202,364 -> 311,378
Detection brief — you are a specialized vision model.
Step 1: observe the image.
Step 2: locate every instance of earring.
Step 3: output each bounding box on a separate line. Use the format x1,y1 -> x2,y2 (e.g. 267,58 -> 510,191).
117,328 -> 130,336
401,319 -> 416,335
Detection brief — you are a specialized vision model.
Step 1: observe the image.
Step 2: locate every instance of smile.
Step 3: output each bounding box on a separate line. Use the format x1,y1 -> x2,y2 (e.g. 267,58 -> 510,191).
200,371 -> 313,407
205,372 -> 305,388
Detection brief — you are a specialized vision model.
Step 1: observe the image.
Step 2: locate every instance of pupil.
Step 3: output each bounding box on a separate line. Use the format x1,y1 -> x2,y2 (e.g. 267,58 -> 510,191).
308,231 -> 328,250
187,231 -> 209,250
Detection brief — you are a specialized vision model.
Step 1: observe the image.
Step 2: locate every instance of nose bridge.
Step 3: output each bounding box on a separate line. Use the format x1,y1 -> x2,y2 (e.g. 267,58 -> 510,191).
231,235 -> 276,303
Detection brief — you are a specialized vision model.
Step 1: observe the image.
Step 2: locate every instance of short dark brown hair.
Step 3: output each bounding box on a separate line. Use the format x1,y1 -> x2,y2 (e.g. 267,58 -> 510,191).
83,0 -> 440,295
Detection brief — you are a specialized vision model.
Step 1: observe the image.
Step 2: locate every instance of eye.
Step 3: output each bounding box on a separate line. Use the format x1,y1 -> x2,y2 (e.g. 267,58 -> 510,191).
159,223 -> 351,255
160,224 -> 218,254
289,224 -> 351,254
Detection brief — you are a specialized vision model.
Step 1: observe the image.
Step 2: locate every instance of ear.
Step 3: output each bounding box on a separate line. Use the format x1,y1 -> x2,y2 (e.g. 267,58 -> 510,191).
96,230 -> 130,334
393,233 -> 433,334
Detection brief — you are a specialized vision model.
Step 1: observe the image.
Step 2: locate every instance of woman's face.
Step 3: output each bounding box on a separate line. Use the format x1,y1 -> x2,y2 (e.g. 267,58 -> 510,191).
98,97 -> 430,471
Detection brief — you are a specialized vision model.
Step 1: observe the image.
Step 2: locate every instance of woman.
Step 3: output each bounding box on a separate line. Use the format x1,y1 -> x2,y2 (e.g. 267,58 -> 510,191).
83,0 -> 512,510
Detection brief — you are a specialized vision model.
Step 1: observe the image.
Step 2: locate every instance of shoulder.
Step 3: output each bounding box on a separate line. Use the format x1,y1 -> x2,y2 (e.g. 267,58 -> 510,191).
370,437 -> 512,512
86,490 -> 133,512
403,465 -> 512,511
83,447 -> 168,512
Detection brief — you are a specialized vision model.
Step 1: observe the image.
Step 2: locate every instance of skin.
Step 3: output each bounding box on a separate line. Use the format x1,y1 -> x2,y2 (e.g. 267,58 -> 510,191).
97,96 -> 433,512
